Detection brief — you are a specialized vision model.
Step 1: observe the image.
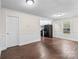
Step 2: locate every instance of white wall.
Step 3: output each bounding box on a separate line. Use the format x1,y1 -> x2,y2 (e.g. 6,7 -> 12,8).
19,12 -> 41,45
0,0 -> 2,55
40,20 -> 52,26
2,8 -> 41,49
40,18 -> 52,26
0,0 -> 6,55
0,0 -> 5,55
53,17 -> 78,41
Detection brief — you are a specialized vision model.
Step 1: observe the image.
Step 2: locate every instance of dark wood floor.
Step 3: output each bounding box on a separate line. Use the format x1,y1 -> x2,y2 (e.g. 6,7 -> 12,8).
1,37 -> 78,59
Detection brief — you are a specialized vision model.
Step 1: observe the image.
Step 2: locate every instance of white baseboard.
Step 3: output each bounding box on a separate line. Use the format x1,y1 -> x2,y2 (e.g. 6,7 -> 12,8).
19,39 -> 40,46
0,47 -> 7,56
54,36 -> 78,41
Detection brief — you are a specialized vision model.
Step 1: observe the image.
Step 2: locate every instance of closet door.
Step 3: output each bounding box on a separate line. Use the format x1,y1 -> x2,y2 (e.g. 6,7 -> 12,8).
6,16 -> 19,48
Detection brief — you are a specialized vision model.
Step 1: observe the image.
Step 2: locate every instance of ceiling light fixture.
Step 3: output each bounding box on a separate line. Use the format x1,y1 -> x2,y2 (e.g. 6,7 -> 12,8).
26,0 -> 34,5
52,13 -> 65,18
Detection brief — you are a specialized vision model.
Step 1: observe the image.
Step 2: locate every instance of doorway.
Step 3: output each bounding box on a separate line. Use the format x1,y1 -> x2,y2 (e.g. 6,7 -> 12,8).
40,19 -> 53,38
6,16 -> 19,48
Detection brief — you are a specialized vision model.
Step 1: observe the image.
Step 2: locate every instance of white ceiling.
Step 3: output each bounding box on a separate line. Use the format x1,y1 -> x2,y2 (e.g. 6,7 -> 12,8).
1,0 -> 78,19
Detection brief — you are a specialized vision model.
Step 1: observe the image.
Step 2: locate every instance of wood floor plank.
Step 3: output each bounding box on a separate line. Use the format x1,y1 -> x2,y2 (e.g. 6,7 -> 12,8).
1,37 -> 78,59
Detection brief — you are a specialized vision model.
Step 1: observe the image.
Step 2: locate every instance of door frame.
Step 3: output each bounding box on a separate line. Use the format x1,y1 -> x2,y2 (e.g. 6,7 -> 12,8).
6,16 -> 19,48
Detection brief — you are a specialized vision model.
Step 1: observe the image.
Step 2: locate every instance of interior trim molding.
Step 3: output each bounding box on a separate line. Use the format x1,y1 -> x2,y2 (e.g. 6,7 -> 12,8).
54,36 -> 78,41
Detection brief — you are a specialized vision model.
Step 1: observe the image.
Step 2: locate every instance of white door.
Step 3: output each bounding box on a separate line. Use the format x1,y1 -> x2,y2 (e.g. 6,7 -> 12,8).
6,16 -> 19,48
